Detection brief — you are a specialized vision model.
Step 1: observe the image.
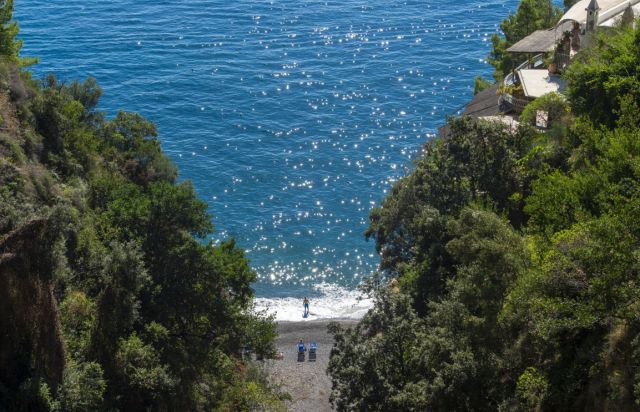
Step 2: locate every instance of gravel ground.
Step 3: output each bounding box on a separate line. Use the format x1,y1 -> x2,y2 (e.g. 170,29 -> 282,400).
263,320 -> 358,412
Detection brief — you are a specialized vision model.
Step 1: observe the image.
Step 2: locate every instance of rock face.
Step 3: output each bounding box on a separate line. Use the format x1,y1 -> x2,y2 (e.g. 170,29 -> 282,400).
0,218 -> 66,392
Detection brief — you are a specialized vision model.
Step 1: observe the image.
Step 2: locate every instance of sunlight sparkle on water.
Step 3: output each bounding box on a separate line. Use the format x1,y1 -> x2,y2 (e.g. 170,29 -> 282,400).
17,0 -> 519,310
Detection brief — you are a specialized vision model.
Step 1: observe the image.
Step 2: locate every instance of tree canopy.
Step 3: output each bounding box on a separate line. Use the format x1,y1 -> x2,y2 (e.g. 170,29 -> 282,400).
0,8 -> 283,411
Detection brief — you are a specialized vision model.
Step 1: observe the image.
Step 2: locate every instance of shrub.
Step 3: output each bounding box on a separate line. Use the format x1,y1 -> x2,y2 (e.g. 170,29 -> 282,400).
520,92 -> 570,128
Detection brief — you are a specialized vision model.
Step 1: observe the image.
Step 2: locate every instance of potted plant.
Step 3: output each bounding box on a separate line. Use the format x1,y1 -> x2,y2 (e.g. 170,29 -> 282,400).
545,54 -> 557,74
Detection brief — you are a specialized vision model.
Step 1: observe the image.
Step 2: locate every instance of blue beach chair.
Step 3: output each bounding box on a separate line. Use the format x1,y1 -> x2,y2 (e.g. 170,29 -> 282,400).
308,342 -> 317,362
297,342 -> 305,362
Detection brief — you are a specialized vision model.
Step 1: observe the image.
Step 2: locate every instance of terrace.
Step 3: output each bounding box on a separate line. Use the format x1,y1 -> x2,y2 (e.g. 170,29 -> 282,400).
499,54 -> 567,114
499,53 -> 549,113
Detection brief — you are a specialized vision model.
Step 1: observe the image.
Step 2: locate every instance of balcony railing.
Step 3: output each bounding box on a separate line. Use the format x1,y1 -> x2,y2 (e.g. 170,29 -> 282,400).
504,71 -> 517,87
516,53 -> 545,71
499,93 -> 529,113
499,53 -> 548,114
504,53 -> 546,87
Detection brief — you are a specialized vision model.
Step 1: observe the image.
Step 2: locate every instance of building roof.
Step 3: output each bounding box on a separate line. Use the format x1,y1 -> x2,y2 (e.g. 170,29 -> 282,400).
462,83 -> 501,118
518,69 -> 566,98
438,84 -> 518,138
507,29 -> 558,53
438,85 -> 502,137
557,0 -> 640,26
599,2 -> 640,26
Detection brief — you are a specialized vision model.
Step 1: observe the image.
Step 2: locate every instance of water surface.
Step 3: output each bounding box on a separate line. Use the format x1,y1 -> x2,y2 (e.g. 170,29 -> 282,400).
17,0 -> 517,319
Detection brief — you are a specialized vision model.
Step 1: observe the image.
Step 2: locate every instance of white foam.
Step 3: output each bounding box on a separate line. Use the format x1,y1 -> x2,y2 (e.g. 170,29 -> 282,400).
254,283 -> 373,322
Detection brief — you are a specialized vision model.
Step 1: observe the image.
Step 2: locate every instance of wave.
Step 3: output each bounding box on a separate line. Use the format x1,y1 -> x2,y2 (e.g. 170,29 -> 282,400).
254,283 -> 374,322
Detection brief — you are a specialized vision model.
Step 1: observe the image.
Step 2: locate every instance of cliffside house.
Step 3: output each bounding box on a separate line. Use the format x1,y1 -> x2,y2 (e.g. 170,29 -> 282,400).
451,0 -> 638,136
497,0 -> 639,115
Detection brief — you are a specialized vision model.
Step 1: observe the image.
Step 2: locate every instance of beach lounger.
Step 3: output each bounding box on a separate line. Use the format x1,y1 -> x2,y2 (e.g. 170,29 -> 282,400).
308,342 -> 317,362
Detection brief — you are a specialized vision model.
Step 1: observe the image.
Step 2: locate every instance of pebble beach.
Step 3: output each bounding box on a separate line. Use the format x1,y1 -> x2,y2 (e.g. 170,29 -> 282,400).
264,320 -> 358,412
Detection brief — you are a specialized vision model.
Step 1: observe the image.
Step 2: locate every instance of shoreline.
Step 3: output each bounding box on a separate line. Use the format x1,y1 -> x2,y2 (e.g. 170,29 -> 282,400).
275,317 -> 361,324
254,285 -> 375,323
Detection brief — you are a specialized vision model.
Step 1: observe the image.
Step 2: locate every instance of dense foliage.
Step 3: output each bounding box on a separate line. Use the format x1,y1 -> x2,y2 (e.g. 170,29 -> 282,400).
0,4 -> 283,411
328,23 -> 640,412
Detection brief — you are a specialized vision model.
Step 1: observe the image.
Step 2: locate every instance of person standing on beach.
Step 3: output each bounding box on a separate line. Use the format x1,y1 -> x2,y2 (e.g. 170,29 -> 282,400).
303,297 -> 310,317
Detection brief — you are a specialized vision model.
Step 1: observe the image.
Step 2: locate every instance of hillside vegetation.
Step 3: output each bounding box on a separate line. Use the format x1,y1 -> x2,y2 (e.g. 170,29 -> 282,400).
328,19 -> 640,412
0,2 -> 283,411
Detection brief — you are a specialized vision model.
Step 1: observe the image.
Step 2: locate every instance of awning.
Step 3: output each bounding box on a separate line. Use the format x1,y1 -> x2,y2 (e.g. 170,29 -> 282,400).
506,30 -> 558,53
518,69 -> 566,98
599,2 -> 640,25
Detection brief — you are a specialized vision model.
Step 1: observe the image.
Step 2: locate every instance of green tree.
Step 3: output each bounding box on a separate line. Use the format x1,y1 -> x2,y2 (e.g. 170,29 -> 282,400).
565,25 -> 640,129
366,117 -> 532,314
59,292 -> 96,361
519,92 -> 570,129
0,0 -> 35,65
30,77 -> 101,176
329,209 -> 528,411
114,334 -> 175,410
563,0 -> 579,9
55,362 -> 106,412
473,75 -> 492,95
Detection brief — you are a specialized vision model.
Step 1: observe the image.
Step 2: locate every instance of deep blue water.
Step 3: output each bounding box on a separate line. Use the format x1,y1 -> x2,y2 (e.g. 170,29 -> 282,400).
17,0 -> 518,310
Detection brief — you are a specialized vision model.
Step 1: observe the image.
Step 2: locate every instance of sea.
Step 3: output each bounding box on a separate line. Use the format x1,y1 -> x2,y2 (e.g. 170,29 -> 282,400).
17,0 -> 518,321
